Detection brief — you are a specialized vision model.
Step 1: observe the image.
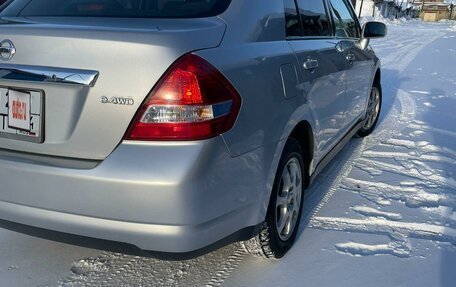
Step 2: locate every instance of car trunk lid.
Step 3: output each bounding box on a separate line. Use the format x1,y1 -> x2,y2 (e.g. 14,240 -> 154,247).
0,17 -> 226,160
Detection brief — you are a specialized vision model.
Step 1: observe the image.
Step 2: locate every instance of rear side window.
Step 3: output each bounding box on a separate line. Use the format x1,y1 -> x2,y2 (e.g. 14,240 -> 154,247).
283,0 -> 302,37
295,0 -> 331,37
15,0 -> 232,18
328,0 -> 360,38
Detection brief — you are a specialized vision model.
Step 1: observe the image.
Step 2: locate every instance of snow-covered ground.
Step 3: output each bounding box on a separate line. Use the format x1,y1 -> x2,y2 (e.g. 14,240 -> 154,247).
1,20 -> 455,287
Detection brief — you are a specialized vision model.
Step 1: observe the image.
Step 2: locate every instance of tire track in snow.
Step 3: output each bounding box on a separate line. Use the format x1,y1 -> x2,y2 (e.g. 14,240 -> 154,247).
409,121 -> 456,139
356,158 -> 456,189
307,26 -> 456,259
362,150 -> 456,165
341,178 -> 456,209
203,248 -> 247,287
381,138 -> 456,159
57,244 -> 246,287
309,217 -> 456,248
377,26 -> 444,72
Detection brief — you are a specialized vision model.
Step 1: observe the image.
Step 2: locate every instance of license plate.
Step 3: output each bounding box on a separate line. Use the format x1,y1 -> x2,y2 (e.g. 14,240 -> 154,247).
0,87 -> 44,143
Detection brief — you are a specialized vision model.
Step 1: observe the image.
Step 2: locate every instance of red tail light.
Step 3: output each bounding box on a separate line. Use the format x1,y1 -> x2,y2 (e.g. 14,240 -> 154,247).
125,54 -> 241,141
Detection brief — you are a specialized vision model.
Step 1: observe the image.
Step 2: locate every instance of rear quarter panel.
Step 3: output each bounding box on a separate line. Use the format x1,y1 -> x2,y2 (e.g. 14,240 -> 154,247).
198,0 -> 316,157
196,0 -> 319,220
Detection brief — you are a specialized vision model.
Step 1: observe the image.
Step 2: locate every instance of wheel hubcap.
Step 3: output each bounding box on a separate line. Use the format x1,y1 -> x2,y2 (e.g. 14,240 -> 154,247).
363,87 -> 380,130
275,157 -> 303,241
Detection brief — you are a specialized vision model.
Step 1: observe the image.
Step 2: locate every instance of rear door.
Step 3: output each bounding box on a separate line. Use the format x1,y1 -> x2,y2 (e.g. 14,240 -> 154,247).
286,0 -> 348,161
328,0 -> 373,127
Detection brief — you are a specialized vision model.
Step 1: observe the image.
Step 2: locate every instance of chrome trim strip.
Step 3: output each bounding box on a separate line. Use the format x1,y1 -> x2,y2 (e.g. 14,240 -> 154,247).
0,148 -> 101,170
0,64 -> 99,87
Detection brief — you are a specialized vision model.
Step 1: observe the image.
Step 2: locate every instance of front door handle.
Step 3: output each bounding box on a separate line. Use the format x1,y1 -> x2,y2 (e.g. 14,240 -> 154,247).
346,53 -> 356,62
303,58 -> 319,70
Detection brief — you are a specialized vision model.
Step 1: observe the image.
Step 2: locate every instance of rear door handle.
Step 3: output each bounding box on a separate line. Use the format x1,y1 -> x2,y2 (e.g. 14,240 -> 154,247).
346,53 -> 356,62
303,58 -> 319,70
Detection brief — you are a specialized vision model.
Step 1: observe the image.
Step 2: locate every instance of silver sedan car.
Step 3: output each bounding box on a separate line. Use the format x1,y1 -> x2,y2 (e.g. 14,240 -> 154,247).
0,0 -> 385,259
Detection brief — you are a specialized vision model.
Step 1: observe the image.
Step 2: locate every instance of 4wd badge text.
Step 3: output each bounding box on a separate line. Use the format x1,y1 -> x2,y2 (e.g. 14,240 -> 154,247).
101,96 -> 134,106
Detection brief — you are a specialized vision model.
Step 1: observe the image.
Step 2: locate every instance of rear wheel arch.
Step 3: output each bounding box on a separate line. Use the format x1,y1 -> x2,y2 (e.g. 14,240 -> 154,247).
242,139 -> 305,259
358,79 -> 382,137
289,121 -> 314,188
373,68 -> 381,85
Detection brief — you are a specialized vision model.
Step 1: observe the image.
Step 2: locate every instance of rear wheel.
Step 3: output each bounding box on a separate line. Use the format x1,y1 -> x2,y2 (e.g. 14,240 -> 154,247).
357,81 -> 382,137
242,139 -> 305,259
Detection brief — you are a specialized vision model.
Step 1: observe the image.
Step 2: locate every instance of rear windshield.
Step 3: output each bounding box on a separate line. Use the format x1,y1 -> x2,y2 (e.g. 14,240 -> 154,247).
7,0 -> 232,18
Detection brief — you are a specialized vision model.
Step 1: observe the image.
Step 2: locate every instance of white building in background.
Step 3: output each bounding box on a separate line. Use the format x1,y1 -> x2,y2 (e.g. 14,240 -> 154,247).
355,0 -> 423,19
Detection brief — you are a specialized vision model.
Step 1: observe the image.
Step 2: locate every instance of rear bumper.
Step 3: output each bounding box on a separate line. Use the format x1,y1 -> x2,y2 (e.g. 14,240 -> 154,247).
0,137 -> 271,254
0,203 -> 261,259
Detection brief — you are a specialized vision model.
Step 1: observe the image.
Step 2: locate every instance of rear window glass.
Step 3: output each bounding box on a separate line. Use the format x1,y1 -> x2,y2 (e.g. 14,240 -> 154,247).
283,0 -> 302,37
16,0 -> 232,18
296,0 -> 331,37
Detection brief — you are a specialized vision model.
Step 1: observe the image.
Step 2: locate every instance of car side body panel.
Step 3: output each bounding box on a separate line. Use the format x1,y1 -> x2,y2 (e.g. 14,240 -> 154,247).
345,42 -> 375,126
288,38 -> 349,165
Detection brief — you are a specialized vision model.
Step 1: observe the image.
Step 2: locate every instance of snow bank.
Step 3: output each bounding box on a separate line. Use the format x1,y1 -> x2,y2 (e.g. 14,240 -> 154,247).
360,15 -> 415,26
449,23 -> 456,31
359,8 -> 417,26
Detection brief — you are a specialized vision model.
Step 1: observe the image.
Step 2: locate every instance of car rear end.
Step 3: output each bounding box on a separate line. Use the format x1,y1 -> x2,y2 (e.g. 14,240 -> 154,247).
0,0 -> 265,256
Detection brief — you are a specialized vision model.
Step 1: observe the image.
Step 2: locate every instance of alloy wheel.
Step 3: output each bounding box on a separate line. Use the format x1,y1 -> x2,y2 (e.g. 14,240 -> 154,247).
275,157 -> 303,241
363,86 -> 381,131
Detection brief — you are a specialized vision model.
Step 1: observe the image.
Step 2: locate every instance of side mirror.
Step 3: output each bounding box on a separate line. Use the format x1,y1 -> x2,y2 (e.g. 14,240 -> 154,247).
357,22 -> 387,50
362,22 -> 387,39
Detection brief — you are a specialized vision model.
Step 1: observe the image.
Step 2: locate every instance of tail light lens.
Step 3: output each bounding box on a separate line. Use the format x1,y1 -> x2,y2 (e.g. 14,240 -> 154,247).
125,54 -> 241,141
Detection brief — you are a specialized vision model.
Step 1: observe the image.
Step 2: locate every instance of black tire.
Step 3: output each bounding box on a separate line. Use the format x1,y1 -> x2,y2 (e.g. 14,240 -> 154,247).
357,81 -> 382,137
241,139 -> 305,259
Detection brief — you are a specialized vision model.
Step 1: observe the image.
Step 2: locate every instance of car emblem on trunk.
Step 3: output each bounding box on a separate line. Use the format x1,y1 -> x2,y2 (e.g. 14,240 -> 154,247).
0,40 -> 16,61
101,96 -> 135,106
